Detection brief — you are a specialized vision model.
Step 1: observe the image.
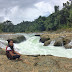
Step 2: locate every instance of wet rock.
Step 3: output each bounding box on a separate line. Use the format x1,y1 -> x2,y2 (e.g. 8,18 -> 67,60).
13,35 -> 26,43
44,40 -> 51,46
63,37 -> 71,45
40,33 -> 72,48
54,38 -> 63,46
0,34 -> 26,43
35,34 -> 40,36
40,34 -> 50,43
64,44 -> 72,49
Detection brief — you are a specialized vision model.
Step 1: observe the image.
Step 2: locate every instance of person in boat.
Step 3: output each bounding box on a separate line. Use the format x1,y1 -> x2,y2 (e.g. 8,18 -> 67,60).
6,39 -> 21,60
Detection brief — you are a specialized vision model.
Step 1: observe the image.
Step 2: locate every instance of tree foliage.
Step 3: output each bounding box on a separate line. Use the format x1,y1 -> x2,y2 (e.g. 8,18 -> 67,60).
0,0 -> 72,33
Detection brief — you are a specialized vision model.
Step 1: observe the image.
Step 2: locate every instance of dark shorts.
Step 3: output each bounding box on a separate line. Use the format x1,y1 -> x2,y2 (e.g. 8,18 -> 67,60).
12,53 -> 20,59
6,51 -> 20,60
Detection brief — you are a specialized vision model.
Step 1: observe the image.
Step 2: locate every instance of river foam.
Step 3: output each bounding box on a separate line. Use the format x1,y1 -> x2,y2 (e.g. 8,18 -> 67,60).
13,33 -> 72,58
0,33 -> 72,58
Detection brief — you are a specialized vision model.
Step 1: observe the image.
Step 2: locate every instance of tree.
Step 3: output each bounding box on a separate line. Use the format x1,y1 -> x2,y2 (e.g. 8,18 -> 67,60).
63,3 -> 65,8
54,6 -> 59,13
69,0 -> 72,5
67,1 -> 70,6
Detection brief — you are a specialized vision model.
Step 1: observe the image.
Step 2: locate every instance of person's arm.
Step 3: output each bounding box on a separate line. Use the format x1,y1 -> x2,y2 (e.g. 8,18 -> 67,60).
13,46 -> 21,56
7,47 -> 16,56
9,51 -> 17,56
14,51 -> 21,56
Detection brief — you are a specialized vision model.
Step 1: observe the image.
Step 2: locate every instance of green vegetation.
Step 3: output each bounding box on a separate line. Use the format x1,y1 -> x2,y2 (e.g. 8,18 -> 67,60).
0,0 -> 72,33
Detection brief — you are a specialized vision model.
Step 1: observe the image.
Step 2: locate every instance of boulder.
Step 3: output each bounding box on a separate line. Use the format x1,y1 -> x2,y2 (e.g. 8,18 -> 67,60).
0,34 -> 26,43
53,36 -> 71,46
13,35 -> 26,43
44,40 -> 51,46
40,34 -> 50,43
64,44 -> 72,49
39,33 -> 72,49
54,38 -> 63,46
63,37 -> 71,45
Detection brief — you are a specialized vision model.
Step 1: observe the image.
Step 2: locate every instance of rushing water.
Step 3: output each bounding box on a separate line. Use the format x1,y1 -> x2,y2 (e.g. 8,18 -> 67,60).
0,33 -> 72,58
13,33 -> 72,58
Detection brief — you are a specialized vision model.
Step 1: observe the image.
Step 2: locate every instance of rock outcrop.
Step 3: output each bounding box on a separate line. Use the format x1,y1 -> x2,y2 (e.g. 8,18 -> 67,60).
40,33 -> 72,49
40,34 -> 50,43
63,37 -> 71,45
0,34 -> 26,43
44,40 -> 51,46
13,35 -> 26,43
0,48 -> 72,72
54,38 -> 63,46
64,44 -> 72,49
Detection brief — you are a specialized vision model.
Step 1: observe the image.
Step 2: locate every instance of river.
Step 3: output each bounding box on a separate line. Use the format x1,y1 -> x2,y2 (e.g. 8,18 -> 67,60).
11,33 -> 72,58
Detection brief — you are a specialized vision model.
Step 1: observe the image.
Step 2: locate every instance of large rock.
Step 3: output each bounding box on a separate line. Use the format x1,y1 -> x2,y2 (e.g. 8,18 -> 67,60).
64,44 -> 72,49
13,35 -> 26,43
40,34 -> 50,43
54,36 -> 71,46
0,54 -> 72,72
0,34 -> 26,43
54,37 -> 71,46
63,37 -> 71,45
40,33 -> 72,49
44,40 -> 51,46
40,33 -> 63,43
64,41 -> 72,49
54,38 -> 63,46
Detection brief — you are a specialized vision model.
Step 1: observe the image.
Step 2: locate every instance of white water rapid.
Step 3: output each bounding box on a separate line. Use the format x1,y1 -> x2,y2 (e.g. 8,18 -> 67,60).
14,33 -> 72,58
0,33 -> 72,58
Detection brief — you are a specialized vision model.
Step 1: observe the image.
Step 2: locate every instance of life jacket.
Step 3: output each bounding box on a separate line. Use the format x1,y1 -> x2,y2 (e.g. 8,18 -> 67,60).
6,46 -> 14,60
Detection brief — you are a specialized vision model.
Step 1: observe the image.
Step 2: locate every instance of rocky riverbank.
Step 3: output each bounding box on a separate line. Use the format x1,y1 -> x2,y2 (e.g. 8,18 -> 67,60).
0,32 -> 72,72
0,34 -> 26,43
39,33 -> 72,49
0,48 -> 72,72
